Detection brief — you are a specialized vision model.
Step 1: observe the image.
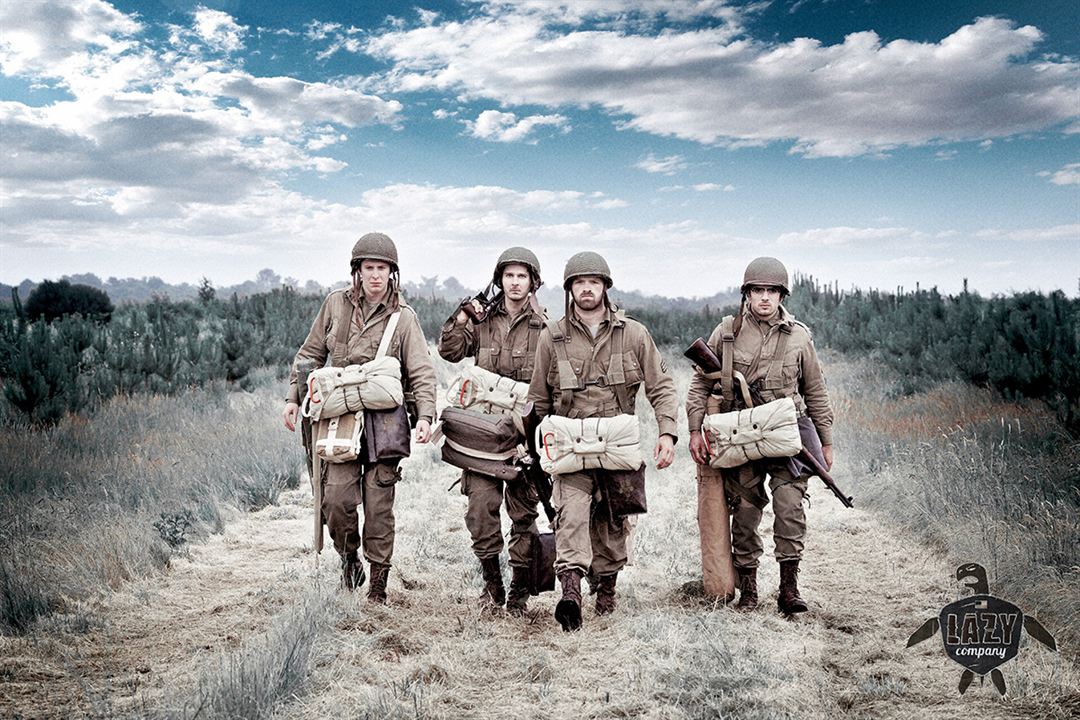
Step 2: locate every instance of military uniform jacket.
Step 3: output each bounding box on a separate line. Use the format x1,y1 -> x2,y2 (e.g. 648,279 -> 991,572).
287,287 -> 438,423
685,305 -> 833,445
527,305 -> 678,439
437,298 -> 546,383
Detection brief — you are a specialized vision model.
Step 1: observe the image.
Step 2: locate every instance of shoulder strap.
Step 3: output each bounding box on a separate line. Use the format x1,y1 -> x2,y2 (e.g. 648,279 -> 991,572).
375,311 -> 401,359
331,295 -> 353,367
546,319 -> 579,415
718,315 -> 736,407
763,323 -> 791,390
606,322 -> 633,414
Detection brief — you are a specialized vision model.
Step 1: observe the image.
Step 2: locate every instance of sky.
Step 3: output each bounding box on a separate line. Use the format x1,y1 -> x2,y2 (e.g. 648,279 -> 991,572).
1,0 -> 1078,298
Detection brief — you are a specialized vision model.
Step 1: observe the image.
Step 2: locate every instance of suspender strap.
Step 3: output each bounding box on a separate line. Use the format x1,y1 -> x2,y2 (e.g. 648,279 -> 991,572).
764,324 -> 791,390
718,315 -> 735,407
331,296 -> 353,367
546,319 -> 579,416
523,313 -> 543,382
376,311 -> 401,359
607,323 -> 633,414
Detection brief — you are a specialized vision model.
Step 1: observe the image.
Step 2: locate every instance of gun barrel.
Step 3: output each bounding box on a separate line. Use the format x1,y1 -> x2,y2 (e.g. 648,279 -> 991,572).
798,449 -> 853,508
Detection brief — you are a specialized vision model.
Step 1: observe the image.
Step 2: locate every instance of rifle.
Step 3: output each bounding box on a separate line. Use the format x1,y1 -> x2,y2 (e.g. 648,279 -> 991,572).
684,337 -> 853,508
459,281 -> 504,324
521,405 -> 556,523
294,358 -> 325,552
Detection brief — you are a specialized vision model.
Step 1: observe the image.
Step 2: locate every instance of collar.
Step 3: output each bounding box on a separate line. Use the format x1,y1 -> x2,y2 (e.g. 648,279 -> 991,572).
743,304 -> 792,331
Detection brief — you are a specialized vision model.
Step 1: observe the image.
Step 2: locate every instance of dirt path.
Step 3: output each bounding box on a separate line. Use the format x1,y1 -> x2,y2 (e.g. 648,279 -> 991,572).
2,459 -> 1075,719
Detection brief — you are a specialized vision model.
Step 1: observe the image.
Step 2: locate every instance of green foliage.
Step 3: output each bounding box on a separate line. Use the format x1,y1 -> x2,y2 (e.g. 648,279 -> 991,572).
24,279 -> 114,323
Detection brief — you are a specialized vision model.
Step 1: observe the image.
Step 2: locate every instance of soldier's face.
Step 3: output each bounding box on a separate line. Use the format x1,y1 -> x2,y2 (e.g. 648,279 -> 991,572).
500,263 -> 532,301
571,276 -> 606,311
748,285 -> 782,319
359,260 -> 391,300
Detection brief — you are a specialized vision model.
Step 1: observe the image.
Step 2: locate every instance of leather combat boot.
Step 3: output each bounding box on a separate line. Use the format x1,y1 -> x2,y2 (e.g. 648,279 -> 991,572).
778,560 -> 809,615
594,573 -> 618,616
341,551 -> 366,591
367,562 -> 390,604
554,570 -> 583,632
478,556 -> 506,607
735,567 -> 758,611
505,566 -> 531,616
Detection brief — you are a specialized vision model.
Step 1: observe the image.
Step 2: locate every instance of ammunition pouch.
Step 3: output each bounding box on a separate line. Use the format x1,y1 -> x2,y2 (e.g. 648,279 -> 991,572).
701,397 -> 801,469
363,405 -> 411,463
314,412 -> 364,464
439,406 -> 527,481
535,414 -> 642,475
528,531 -> 557,595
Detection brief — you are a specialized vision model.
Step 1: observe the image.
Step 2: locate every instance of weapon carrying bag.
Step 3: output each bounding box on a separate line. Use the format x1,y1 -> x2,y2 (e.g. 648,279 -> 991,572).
314,411 -> 364,463
439,406 -> 525,480
701,397 -> 801,469
536,414 -> 643,475
448,366 -> 531,415
363,404 -> 412,463
597,464 -> 648,523
301,356 -> 404,422
528,531 -> 556,595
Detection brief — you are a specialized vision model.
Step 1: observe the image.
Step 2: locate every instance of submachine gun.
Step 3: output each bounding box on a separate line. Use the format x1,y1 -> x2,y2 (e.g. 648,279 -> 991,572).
684,338 -> 853,508
459,281 -> 504,324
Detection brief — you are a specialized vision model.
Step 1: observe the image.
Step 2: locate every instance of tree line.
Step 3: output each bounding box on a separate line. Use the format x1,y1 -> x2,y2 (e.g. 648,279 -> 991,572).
1,277 -> 1077,432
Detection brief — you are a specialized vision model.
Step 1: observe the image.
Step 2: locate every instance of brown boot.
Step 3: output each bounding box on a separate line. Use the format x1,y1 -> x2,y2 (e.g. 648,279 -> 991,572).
735,567 -> 758,611
778,560 -> 808,615
341,551 -> 366,591
367,562 -> 390,604
554,570 -> 583,631
505,566 -> 530,616
594,573 -> 618,616
478,556 -> 506,607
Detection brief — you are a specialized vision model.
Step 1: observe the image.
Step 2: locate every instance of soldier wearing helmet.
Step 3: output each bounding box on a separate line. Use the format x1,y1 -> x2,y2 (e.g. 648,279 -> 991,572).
282,232 -> 437,603
437,246 -> 547,615
685,257 -> 834,615
528,251 -> 678,631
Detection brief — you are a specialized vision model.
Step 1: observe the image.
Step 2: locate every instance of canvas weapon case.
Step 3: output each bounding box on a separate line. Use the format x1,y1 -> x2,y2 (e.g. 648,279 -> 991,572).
439,406 -> 524,481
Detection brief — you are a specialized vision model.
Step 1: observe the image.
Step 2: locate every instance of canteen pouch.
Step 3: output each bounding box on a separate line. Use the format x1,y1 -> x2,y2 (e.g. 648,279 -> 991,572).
363,405 -> 412,463
701,397 -> 801,469
787,416 -> 826,479
597,464 -> 648,524
314,412 -> 364,463
528,530 -> 557,596
536,415 -> 643,475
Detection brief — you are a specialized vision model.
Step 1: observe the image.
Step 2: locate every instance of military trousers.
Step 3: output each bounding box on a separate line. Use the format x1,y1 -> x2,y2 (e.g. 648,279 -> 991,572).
460,470 -> 539,567
551,470 -> 627,577
323,459 -> 401,565
729,462 -> 808,569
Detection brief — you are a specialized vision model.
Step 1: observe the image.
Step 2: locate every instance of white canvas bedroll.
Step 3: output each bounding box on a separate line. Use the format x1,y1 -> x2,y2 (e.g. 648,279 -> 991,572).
536,414 -> 642,475
448,365 -> 530,415
701,396 -> 801,469
301,356 -> 404,421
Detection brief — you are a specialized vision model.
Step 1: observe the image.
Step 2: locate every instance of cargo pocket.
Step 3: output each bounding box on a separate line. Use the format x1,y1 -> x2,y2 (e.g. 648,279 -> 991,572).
372,462 -> 402,488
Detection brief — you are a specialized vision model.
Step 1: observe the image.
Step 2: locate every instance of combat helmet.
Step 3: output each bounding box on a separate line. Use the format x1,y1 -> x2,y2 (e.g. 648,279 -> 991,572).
563,251 -> 613,290
493,246 -> 542,289
742,257 -> 789,295
351,232 -> 399,270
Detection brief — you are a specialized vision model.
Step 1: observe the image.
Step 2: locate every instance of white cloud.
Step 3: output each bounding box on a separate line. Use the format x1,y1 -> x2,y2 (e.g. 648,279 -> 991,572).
692,182 -> 734,192
974,224 -> 1080,242
635,153 -> 687,174
192,6 -> 246,53
467,109 -> 569,142
776,226 -> 916,247
1046,162 -> 1080,186
367,12 -> 1079,157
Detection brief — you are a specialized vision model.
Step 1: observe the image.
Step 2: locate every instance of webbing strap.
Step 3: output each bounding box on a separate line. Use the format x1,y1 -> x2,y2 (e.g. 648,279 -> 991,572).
764,324 -> 791,390
444,436 -> 525,461
376,311 -> 401,359
608,324 -> 633,414
331,295 -> 353,368
546,319 -> 578,416
719,315 -> 735,407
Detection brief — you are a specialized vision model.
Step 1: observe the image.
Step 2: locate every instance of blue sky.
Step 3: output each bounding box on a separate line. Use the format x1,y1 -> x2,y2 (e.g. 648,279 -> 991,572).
1,0 -> 1077,297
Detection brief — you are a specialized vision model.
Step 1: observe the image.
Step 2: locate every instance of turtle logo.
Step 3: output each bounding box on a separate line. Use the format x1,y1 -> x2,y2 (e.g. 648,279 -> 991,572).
907,562 -> 1058,696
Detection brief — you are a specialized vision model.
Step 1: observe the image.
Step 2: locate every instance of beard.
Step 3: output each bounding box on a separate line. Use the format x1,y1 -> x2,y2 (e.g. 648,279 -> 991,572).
574,293 -> 603,311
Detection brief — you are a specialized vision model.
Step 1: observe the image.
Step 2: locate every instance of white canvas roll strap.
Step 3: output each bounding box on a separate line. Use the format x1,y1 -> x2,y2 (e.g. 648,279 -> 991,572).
443,436 -> 525,462
701,396 -> 802,469
536,414 -> 642,475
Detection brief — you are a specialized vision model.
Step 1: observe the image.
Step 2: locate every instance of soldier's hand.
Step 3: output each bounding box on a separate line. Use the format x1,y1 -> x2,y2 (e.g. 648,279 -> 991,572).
689,430 -> 708,465
822,444 -> 833,470
654,434 -> 676,469
283,402 -> 299,432
415,419 -> 432,444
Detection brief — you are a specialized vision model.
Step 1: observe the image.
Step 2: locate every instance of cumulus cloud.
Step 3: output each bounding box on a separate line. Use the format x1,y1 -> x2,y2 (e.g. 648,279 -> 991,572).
974,224 -> 1080,242
692,182 -> 734,192
467,109 -> 569,142
192,6 -> 246,53
1045,162 -> 1080,186
367,11 -> 1079,157
776,226 -> 917,247
636,153 -> 687,174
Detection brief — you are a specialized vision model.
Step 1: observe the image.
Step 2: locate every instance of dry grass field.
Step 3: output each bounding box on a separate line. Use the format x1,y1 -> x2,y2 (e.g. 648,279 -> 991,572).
1,352 -> 1076,719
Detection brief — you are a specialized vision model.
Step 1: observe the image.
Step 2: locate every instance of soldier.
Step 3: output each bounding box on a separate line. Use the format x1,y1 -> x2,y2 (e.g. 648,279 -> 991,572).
438,247 -> 546,614
686,257 -> 834,614
528,251 -> 678,631
282,232 -> 437,603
